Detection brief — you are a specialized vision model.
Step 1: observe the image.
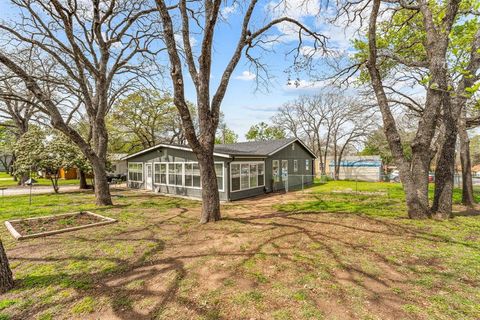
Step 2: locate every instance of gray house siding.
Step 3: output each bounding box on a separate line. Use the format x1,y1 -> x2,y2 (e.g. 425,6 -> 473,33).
266,141 -> 314,191
227,141 -> 314,199
127,147 -> 229,201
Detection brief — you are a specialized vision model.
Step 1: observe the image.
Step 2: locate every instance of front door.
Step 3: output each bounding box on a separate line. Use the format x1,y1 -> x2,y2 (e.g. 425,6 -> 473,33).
145,163 -> 153,190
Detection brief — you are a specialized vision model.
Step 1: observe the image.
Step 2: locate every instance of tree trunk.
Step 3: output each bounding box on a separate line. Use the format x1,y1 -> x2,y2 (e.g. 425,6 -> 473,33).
431,101 -> 458,219
50,177 -> 59,193
79,170 -> 89,189
459,117 -> 475,207
198,154 -> 220,223
0,240 -> 13,293
402,167 -> 431,219
91,158 -> 112,206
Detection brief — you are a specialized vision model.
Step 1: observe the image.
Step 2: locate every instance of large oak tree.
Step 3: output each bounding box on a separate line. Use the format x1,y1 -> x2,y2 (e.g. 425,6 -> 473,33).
0,0 -> 162,205
343,0 -> 479,218
154,0 -> 327,222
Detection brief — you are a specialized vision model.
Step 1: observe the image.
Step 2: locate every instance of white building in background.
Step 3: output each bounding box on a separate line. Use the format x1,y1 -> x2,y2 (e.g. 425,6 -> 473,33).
109,153 -> 128,176
0,153 -> 12,172
323,155 -> 383,182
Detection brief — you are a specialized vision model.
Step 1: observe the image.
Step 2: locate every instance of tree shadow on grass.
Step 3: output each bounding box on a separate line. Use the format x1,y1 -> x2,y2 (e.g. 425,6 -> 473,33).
6,205 -> 227,320
5,195 -> 479,320
453,208 -> 480,217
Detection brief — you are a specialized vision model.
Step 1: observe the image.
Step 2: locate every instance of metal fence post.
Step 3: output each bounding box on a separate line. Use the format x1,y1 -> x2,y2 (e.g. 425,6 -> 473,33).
301,175 -> 304,192
356,175 -> 359,195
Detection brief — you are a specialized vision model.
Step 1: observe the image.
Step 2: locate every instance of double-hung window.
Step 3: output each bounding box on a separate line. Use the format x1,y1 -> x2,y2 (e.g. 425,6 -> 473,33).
293,160 -> 298,173
128,163 -> 143,182
305,159 -> 310,171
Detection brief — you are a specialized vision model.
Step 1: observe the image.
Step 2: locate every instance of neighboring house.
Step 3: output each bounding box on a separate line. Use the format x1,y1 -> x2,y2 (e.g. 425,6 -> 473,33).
109,153 -> 128,176
59,168 -> 79,179
472,164 -> 480,177
124,138 -> 316,201
324,155 -> 383,182
0,153 -> 12,172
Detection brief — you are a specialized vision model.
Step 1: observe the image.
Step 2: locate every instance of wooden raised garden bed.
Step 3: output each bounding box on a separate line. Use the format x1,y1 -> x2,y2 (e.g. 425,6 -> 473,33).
5,211 -> 117,240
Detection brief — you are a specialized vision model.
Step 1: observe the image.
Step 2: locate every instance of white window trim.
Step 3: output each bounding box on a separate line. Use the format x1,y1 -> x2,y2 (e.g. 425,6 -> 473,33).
128,162 -> 144,183
153,161 -> 224,192
230,161 -> 265,193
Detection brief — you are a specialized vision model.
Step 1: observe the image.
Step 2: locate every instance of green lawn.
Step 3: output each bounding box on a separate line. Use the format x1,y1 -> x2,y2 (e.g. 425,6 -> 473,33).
277,180 -> 478,217
0,181 -> 479,319
0,172 -> 80,188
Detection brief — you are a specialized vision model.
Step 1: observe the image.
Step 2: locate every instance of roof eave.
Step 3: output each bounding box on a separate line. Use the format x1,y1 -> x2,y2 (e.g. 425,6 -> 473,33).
123,144 -> 232,160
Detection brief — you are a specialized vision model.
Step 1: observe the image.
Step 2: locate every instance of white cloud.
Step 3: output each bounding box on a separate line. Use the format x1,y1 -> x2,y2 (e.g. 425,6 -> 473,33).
266,0 -> 320,20
221,3 -> 238,18
283,79 -> 327,92
264,0 -> 321,44
235,71 -> 256,81
174,34 -> 198,49
243,105 -> 279,112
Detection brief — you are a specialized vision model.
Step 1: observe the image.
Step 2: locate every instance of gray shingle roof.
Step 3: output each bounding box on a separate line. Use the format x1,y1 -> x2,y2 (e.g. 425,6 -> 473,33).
124,137 -> 316,160
214,137 -> 297,156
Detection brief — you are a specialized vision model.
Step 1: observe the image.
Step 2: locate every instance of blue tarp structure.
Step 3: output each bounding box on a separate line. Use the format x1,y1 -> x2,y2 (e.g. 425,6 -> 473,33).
329,160 -> 382,167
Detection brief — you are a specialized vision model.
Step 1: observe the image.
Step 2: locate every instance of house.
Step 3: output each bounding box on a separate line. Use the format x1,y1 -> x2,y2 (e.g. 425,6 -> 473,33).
472,164 -> 480,177
109,153 -> 128,176
0,153 -> 12,172
124,138 -> 316,201
323,155 -> 383,182
59,168 -> 79,179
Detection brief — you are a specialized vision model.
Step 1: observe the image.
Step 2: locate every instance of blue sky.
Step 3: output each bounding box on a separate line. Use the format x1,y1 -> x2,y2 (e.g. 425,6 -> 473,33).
177,0 -> 357,140
0,0 -> 357,140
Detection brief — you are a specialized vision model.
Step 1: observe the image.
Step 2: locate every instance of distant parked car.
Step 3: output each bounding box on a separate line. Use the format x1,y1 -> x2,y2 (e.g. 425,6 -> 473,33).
389,170 -> 400,182
428,173 -> 435,183
107,173 -> 126,184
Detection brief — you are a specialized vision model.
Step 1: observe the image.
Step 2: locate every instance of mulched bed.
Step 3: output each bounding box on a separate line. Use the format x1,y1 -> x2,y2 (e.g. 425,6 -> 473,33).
12,212 -> 104,235
5,211 -> 117,240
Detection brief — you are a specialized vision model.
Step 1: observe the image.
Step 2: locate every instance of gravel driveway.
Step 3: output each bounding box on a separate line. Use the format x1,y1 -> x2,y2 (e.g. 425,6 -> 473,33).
0,185 -> 82,196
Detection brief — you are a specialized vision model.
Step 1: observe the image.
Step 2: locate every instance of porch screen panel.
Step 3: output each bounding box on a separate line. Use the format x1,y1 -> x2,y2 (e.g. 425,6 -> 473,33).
231,164 -> 240,191
192,163 -> 201,187
249,164 -> 258,188
215,163 -> 223,190
185,163 -> 193,187
240,164 -> 250,189
258,163 -> 265,186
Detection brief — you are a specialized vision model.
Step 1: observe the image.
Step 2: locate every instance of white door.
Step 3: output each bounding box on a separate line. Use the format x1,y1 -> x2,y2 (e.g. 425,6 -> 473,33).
145,163 -> 153,190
